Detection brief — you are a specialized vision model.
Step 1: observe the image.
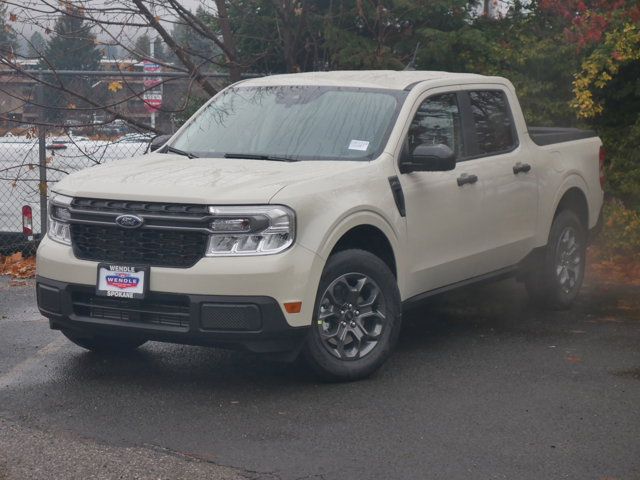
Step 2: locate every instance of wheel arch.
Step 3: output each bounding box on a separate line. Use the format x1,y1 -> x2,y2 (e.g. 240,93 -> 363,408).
312,210 -> 404,295
553,187 -> 589,230
537,175 -> 590,246
328,225 -> 397,279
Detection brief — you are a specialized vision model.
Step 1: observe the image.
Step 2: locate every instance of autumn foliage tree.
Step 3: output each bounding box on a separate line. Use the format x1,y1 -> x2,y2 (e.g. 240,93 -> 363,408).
538,0 -> 640,207
0,3 -> 18,58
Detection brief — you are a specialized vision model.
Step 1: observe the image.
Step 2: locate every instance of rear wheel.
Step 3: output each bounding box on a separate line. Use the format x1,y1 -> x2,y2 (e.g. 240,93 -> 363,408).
61,330 -> 146,352
525,209 -> 587,309
303,249 -> 401,381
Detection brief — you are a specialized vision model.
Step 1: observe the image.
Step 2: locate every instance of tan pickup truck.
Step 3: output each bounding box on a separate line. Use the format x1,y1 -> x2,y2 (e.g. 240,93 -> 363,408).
37,71 -> 605,380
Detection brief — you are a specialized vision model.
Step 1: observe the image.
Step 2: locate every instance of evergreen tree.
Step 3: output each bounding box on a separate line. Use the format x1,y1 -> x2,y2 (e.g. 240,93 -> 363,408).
28,32 -> 46,58
134,35 -> 166,61
40,7 -> 103,122
42,7 -> 102,70
168,7 -> 221,68
134,33 -> 151,59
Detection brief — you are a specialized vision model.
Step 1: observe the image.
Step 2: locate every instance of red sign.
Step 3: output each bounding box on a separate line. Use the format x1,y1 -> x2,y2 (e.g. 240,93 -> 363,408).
106,273 -> 140,289
142,61 -> 163,111
143,61 -> 161,73
143,93 -> 162,112
144,77 -> 162,88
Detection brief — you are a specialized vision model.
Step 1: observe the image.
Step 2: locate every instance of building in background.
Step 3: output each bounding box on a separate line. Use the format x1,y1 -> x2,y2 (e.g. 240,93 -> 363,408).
0,58 -> 202,134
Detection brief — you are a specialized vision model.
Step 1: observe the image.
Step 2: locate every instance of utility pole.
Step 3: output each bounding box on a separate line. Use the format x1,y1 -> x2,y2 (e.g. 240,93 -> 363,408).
149,37 -> 156,130
37,73 -> 48,236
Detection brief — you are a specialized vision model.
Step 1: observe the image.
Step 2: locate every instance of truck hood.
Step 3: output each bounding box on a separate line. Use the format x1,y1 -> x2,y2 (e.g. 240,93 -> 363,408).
54,153 -> 368,204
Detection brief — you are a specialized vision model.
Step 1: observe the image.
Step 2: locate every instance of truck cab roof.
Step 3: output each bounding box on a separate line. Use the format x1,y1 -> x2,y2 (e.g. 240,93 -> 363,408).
240,70 -> 507,91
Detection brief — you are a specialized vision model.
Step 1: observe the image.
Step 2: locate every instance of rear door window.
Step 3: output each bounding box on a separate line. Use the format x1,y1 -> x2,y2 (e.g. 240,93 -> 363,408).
468,90 -> 517,156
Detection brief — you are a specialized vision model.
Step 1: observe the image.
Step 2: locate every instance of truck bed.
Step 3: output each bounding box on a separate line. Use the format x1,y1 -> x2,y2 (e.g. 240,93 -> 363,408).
528,127 -> 598,146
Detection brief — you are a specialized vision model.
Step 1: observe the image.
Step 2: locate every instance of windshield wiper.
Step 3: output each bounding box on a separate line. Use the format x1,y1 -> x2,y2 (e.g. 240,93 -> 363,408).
224,153 -> 299,162
161,145 -> 198,159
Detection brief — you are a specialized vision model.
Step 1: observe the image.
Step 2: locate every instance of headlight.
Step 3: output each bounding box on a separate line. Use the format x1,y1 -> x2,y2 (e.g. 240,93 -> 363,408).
205,206 -> 295,256
47,193 -> 73,245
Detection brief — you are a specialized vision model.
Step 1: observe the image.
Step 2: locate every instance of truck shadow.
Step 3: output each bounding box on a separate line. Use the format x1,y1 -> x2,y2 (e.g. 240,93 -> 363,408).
49,275 -> 634,391
55,279 -> 540,386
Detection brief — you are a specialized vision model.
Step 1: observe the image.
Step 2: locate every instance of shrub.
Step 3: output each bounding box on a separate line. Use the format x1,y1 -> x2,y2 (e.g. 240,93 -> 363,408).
597,198 -> 640,259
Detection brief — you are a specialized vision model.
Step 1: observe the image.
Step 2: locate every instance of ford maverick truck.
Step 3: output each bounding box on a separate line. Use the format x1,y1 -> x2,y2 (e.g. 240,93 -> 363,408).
36,71 -> 605,380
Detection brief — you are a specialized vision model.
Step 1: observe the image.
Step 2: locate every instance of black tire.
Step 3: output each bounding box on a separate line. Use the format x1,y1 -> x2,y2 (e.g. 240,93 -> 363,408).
525,209 -> 587,310
61,330 -> 146,352
303,249 -> 402,381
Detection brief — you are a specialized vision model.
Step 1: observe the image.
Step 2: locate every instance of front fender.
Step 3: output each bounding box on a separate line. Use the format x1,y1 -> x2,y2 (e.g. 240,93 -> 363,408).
297,208 -> 407,298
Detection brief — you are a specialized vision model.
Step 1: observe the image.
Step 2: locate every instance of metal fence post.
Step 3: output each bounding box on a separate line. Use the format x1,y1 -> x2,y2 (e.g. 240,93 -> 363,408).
37,74 -> 48,236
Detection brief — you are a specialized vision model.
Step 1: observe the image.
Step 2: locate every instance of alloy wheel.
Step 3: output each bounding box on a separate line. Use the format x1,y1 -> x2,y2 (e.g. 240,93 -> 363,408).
555,226 -> 582,294
316,273 -> 387,360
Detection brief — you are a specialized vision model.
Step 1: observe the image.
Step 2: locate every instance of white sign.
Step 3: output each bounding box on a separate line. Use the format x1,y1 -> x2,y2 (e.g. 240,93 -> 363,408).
97,265 -> 146,299
348,139 -> 370,151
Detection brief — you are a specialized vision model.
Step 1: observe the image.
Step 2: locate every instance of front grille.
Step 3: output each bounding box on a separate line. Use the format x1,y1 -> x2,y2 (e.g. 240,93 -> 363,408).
72,291 -> 190,330
71,224 -> 207,268
68,197 -> 211,268
71,224 -> 208,268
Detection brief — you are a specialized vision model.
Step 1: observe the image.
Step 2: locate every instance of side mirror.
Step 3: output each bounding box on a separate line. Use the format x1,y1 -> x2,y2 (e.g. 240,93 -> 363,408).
147,134 -> 172,153
401,144 -> 456,173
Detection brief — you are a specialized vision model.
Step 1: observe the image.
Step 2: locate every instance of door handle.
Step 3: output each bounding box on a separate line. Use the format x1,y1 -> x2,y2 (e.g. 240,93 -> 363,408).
513,162 -> 532,174
457,173 -> 478,187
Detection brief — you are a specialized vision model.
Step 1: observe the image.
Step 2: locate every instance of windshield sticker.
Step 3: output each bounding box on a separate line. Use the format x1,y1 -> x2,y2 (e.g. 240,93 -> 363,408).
348,140 -> 370,151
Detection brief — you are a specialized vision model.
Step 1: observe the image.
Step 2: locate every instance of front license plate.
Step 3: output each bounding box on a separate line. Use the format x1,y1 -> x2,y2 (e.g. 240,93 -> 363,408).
96,264 -> 149,300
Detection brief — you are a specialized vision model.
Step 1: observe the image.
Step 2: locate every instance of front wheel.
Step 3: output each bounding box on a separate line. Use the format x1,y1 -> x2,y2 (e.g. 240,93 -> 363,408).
525,209 -> 587,309
303,249 -> 402,381
61,330 -> 147,352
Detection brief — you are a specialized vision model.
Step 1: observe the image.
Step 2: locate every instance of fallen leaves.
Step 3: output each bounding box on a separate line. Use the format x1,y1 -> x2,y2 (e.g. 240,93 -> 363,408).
0,252 -> 36,279
587,247 -> 640,286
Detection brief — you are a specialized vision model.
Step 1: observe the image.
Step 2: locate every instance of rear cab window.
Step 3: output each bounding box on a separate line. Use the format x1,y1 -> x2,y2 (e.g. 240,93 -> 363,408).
465,90 -> 518,158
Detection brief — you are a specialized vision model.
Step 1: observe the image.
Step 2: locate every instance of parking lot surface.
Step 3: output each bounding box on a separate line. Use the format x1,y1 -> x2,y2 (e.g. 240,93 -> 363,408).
1,274 -> 639,480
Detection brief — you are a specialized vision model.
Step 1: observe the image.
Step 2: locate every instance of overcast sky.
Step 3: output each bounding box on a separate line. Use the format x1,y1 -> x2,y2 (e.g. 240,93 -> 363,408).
9,0 -> 214,52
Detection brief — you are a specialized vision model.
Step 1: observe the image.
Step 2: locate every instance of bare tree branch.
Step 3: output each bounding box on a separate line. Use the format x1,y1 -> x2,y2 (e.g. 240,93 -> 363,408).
130,0 -> 219,97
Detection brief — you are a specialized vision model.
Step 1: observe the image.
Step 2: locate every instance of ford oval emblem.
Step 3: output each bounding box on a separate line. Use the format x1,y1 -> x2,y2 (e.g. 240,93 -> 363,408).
115,214 -> 144,229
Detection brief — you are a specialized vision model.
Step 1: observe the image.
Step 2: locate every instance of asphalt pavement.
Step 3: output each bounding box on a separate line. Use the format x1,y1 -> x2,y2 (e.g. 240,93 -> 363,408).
1,273 -> 639,480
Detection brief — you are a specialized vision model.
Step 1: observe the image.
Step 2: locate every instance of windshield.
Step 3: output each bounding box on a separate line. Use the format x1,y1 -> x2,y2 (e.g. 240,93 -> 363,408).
170,86 -> 407,161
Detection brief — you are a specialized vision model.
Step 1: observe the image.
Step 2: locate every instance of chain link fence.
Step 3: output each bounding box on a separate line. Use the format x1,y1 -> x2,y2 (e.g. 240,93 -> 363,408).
0,128 -> 152,254
0,66 -> 237,255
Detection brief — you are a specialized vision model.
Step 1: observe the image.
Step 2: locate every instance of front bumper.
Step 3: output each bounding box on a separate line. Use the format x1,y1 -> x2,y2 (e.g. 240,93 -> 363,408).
36,236 -> 325,328
37,276 -> 309,353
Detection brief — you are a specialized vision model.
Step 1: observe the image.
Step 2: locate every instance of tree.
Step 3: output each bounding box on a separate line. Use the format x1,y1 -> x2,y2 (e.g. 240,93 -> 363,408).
538,0 -> 640,206
167,6 -> 223,69
5,0 -> 634,141
39,7 -> 103,122
134,33 -> 151,59
134,34 -> 167,61
0,3 -> 18,58
28,32 -> 47,59
538,0 -> 640,120
42,6 -> 102,71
